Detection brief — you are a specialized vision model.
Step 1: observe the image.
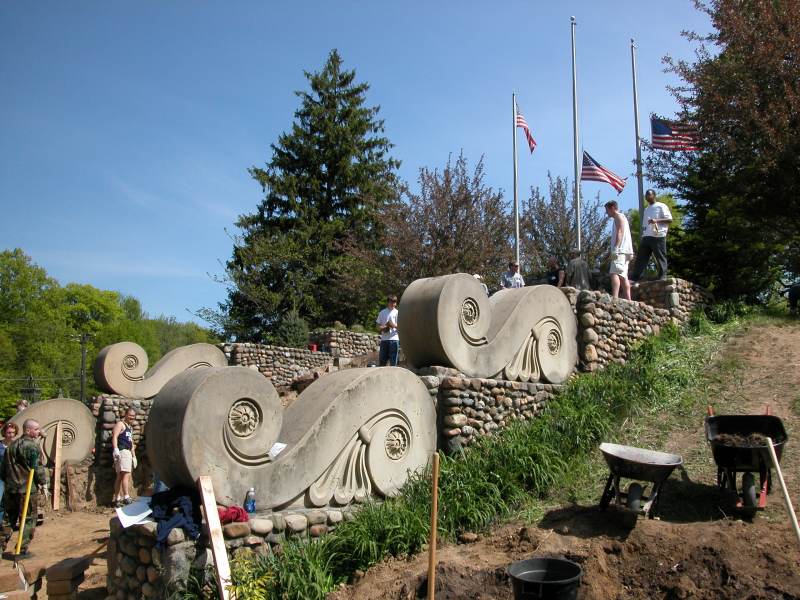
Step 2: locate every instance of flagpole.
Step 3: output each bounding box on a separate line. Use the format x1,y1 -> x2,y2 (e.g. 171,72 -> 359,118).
570,16 -> 581,253
631,38 -> 645,238
512,92 -> 520,265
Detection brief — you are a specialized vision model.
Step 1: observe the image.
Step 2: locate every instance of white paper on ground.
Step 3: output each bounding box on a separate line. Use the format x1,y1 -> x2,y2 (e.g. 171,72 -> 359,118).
116,497 -> 153,528
269,442 -> 287,460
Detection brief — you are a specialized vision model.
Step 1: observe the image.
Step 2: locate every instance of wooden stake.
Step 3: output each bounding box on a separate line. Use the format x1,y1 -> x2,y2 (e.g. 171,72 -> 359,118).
52,421 -> 63,511
765,437 -> 800,548
65,463 -> 78,511
197,476 -> 231,600
427,452 -> 440,600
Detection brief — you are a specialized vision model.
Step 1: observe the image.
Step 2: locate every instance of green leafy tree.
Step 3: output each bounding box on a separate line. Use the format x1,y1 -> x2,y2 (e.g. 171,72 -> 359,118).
381,153 -> 511,292
519,175 -> 609,279
645,0 -> 800,299
0,249 -> 218,413
218,49 -> 400,339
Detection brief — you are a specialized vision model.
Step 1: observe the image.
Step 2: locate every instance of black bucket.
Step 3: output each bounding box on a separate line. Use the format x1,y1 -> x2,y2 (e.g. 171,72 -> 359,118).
507,557 -> 583,600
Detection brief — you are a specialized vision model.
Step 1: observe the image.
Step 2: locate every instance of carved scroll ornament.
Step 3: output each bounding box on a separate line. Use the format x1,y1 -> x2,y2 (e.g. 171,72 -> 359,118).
93,342 -> 228,399
399,273 -> 578,383
12,398 -> 96,464
147,366 -> 436,509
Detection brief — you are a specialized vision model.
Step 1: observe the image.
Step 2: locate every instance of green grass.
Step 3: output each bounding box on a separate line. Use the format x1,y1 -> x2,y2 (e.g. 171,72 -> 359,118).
211,310 -> 744,600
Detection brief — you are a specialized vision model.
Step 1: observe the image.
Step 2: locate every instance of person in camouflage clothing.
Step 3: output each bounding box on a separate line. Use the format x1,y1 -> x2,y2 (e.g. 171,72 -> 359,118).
0,419 -> 47,556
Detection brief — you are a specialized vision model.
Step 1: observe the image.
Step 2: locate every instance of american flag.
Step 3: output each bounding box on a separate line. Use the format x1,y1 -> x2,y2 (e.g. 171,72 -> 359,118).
515,104 -> 537,153
651,117 -> 700,151
581,151 -> 626,193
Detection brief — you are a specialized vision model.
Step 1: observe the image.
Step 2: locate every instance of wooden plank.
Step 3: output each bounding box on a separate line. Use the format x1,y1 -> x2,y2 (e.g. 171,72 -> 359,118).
197,476 -> 231,600
51,421 -> 63,511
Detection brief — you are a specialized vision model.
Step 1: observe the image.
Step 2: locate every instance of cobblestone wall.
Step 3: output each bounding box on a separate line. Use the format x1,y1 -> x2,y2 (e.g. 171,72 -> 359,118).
411,366 -> 562,453
108,505 -> 357,596
308,329 -> 380,357
632,277 -> 713,320
220,343 -> 335,388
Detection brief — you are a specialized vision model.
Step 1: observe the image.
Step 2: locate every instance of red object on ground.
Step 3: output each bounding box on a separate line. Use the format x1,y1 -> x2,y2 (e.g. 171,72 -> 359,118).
217,505 -> 249,524
308,344 -> 318,352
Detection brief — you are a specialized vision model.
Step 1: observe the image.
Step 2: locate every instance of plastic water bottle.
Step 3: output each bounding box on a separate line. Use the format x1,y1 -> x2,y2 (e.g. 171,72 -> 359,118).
244,488 -> 256,513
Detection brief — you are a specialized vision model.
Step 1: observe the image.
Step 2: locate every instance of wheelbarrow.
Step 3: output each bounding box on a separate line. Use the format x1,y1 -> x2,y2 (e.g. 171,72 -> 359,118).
705,405 -> 788,514
598,443 -> 683,519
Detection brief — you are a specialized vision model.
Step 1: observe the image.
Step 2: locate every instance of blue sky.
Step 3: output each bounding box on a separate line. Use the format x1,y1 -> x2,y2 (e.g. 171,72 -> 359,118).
0,2 -> 712,324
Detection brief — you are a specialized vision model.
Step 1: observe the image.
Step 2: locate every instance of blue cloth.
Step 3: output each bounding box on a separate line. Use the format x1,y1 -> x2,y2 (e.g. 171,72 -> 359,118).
0,478 -> 5,523
150,485 -> 202,549
379,340 -> 399,366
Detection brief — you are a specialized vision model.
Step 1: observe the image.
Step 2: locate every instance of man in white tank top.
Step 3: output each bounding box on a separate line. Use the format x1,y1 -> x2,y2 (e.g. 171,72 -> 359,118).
604,200 -> 634,301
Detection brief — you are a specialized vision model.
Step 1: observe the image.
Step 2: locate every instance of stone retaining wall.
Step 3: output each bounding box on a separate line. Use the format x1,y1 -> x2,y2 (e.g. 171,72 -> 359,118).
220,343 -> 335,388
412,366 -> 562,453
308,329 -> 380,357
632,277 -> 713,320
108,506 -> 356,596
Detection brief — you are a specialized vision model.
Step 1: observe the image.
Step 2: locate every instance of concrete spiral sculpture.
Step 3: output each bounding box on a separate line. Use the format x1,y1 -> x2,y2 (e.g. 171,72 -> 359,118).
399,273 -> 578,383
147,366 -> 436,508
93,341 -> 228,399
11,398 -> 96,464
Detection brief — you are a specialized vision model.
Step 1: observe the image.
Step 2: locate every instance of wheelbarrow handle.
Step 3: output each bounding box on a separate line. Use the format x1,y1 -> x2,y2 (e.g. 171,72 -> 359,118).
765,437 -> 800,549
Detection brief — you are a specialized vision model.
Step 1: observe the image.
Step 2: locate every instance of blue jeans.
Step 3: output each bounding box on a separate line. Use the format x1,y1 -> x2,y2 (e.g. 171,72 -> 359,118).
0,478 -> 5,523
379,340 -> 399,366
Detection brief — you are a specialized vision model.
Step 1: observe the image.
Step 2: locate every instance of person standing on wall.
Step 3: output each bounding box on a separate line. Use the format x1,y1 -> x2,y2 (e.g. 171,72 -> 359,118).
376,295 -> 400,366
604,200 -> 634,301
111,408 -> 138,507
630,189 -> 673,281
0,419 -> 47,558
501,261 -> 525,289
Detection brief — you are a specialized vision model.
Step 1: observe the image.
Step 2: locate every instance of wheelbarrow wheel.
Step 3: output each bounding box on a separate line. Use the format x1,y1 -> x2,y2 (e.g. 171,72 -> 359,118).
742,472 -> 757,510
626,483 -> 643,512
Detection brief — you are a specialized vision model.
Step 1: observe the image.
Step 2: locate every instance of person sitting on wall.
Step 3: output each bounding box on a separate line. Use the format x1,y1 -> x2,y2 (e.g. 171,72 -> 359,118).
376,295 -> 400,367
545,256 -> 566,287
565,248 -> 591,290
501,261 -> 525,289
111,408 -> 138,507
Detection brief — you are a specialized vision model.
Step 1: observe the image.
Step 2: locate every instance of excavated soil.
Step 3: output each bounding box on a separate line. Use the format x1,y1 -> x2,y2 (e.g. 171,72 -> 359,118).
329,321 -> 800,600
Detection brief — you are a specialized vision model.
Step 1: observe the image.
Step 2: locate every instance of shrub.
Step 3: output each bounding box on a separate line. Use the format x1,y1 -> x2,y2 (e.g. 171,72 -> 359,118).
270,310 -> 309,348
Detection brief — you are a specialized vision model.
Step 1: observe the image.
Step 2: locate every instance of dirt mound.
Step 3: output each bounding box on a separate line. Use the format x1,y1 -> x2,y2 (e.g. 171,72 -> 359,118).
330,510 -> 800,599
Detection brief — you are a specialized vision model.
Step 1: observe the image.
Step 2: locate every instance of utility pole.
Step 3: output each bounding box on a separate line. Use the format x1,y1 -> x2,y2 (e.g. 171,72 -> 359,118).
76,333 -> 91,404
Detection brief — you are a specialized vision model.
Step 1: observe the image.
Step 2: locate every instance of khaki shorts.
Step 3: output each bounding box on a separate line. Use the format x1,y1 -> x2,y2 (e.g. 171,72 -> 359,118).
610,253 -> 631,278
115,449 -> 133,473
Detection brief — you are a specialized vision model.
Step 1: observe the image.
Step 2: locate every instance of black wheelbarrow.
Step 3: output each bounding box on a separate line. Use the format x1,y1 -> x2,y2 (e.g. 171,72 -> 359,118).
598,443 -> 683,518
705,405 -> 788,513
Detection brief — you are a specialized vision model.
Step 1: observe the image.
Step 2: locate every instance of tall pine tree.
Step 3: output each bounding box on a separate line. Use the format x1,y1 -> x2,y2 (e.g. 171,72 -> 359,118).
223,50 -> 399,340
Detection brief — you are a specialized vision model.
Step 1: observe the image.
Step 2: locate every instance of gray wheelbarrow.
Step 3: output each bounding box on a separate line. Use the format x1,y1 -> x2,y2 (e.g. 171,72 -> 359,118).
598,443 -> 683,518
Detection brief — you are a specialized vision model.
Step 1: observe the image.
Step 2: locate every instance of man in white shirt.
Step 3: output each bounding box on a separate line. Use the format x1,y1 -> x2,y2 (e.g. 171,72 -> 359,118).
630,189 -> 673,281
501,261 -> 525,289
376,295 -> 400,366
604,200 -> 634,301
